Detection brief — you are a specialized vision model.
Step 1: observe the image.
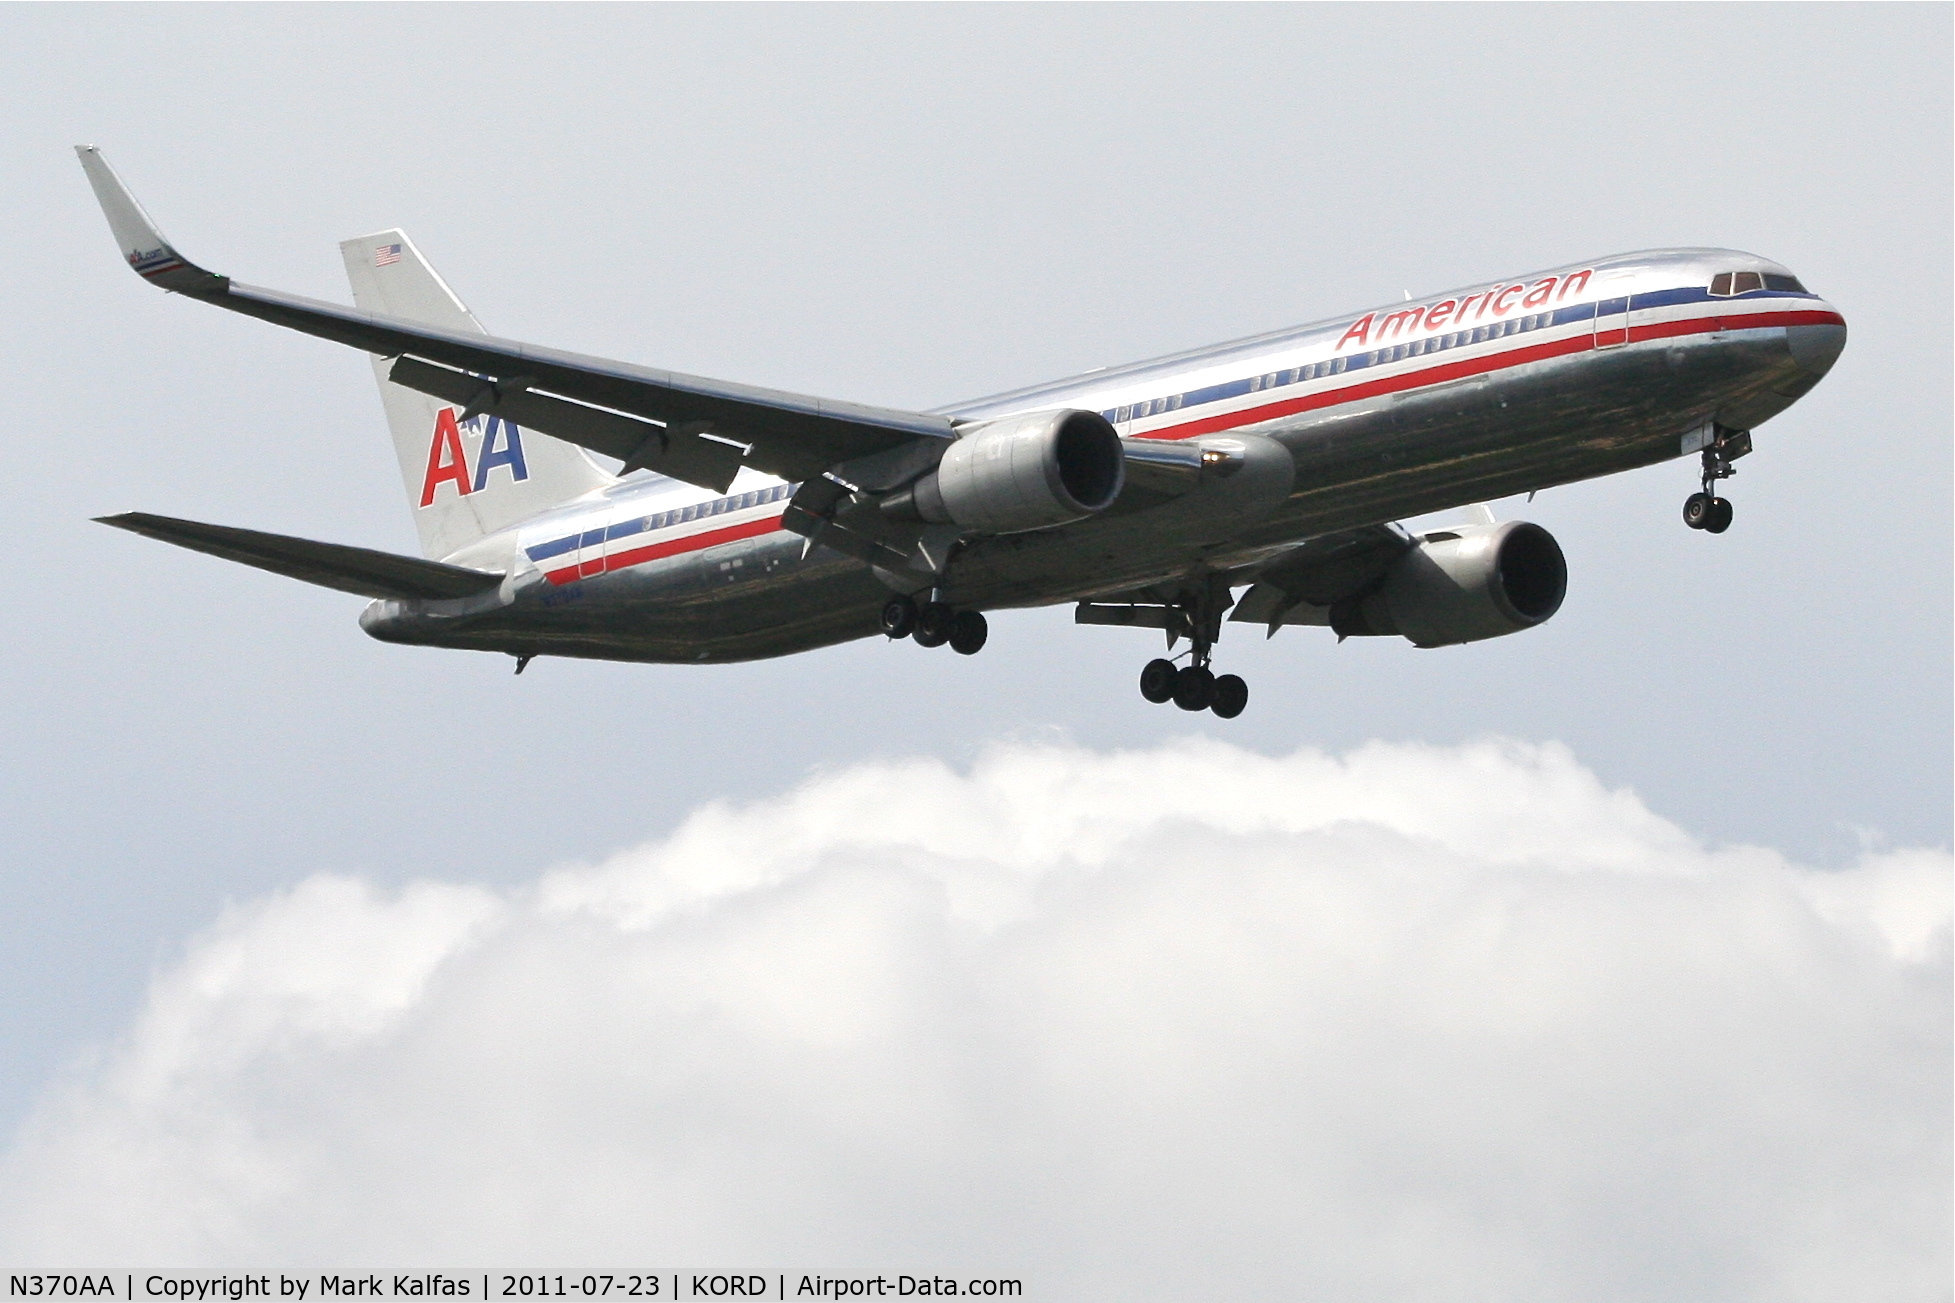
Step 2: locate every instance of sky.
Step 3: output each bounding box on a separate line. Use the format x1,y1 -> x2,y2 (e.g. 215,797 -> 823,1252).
0,3 -> 1948,1292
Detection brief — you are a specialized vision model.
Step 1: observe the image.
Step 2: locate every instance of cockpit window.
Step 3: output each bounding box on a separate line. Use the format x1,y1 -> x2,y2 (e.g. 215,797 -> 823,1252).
1711,270 -> 1802,296
1710,272 -> 1762,295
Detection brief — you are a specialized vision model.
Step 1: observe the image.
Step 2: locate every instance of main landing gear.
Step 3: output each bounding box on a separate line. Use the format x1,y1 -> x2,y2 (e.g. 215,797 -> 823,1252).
1133,581 -> 1248,719
882,595 -> 988,655
1139,657 -> 1248,718
1683,428 -> 1750,534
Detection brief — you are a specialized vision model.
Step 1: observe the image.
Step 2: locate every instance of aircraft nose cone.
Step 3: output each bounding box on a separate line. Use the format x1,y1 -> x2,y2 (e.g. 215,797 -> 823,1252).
1788,319 -> 1846,379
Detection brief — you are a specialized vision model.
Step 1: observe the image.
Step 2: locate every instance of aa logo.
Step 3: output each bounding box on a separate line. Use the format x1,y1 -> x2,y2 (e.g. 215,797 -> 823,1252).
419,409 -> 530,506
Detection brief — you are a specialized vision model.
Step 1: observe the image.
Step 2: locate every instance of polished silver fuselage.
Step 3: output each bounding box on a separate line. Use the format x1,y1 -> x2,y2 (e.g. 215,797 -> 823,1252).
361,247 -> 1845,663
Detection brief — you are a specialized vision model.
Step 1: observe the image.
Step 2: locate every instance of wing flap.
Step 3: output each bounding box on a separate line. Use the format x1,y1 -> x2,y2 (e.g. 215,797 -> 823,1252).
1229,523 -> 1413,631
388,356 -> 746,492
96,512 -> 505,601
217,280 -> 950,481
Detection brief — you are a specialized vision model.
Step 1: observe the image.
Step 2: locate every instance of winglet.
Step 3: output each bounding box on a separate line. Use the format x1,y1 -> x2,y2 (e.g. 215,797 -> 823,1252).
73,146 -> 226,295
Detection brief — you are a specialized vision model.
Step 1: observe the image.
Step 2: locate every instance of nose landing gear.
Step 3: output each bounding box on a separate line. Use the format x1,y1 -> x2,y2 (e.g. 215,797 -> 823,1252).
1683,428 -> 1749,534
1682,492 -> 1733,534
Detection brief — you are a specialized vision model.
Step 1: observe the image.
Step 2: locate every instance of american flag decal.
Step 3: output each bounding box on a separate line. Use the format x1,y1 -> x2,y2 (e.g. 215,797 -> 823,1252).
374,243 -> 402,267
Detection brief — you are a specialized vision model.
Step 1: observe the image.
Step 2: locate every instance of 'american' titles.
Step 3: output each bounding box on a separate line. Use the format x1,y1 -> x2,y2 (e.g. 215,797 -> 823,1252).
1336,268 -> 1594,351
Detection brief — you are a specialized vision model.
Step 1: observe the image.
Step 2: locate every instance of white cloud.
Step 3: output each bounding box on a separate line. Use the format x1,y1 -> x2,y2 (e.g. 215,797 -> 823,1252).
3,738 -> 1947,1300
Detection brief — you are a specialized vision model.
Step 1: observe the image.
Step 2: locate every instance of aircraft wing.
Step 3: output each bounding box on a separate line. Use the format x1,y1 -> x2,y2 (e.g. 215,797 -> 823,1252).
77,147 -> 953,491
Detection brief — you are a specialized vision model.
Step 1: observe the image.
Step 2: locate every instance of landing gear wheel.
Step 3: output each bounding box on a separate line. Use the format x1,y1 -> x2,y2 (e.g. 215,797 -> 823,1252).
1139,658 -> 1178,704
1682,492 -> 1713,530
1686,431 -> 1748,533
880,596 -> 918,639
948,610 -> 988,655
913,602 -> 954,648
1209,674 -> 1249,719
1172,665 -> 1215,712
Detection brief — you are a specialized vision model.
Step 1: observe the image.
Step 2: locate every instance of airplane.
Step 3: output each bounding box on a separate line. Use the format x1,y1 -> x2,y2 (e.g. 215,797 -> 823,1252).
77,146 -> 1846,718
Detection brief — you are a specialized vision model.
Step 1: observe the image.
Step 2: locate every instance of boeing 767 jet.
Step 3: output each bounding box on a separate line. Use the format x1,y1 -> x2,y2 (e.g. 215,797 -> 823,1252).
79,146 -> 1845,717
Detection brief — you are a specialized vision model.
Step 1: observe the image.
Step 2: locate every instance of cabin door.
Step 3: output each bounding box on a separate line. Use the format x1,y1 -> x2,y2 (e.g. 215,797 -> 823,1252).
1594,289 -> 1630,349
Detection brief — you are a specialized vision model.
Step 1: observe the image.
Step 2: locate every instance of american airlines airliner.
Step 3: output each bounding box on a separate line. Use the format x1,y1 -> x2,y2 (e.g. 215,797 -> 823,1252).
78,147 -> 1846,719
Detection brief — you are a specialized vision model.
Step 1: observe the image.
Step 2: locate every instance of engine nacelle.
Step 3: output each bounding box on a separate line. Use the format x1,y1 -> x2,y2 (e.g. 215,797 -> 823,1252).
906,408 -> 1125,535
1333,520 -> 1567,647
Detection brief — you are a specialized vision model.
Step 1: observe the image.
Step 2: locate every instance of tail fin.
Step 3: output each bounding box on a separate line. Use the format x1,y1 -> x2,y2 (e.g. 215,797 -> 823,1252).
339,230 -> 613,559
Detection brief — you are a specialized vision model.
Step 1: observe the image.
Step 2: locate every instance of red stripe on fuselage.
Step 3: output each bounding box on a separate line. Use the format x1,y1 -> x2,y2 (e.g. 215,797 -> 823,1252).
1628,308 -> 1842,344
1131,308 -> 1845,442
543,513 -> 785,586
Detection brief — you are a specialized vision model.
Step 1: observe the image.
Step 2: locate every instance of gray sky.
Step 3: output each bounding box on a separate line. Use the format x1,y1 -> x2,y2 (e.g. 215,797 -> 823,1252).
0,3 -> 1948,1284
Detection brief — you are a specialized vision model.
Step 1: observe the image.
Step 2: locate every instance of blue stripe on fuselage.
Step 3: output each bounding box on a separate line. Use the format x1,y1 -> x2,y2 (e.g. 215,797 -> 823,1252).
524,481 -> 798,565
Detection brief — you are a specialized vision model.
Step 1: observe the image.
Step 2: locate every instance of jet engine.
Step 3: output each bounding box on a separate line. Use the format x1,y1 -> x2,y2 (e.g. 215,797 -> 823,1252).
896,409 -> 1125,535
1332,520 -> 1567,647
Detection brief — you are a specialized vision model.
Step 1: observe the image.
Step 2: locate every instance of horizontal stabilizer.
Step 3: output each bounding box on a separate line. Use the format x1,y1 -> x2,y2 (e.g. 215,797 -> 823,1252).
95,512 -> 505,600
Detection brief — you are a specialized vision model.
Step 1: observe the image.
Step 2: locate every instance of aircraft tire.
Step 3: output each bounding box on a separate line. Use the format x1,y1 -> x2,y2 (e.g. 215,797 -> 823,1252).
1139,658 -> 1178,703
949,610 -> 988,655
913,602 -> 954,648
1682,492 -> 1713,529
1172,665 -> 1215,711
1704,497 -> 1734,533
1210,674 -> 1249,719
881,597 -> 918,639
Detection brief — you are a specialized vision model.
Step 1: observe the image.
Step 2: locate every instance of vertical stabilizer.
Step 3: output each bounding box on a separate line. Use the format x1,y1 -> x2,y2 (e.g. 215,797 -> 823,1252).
340,230 -> 613,559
